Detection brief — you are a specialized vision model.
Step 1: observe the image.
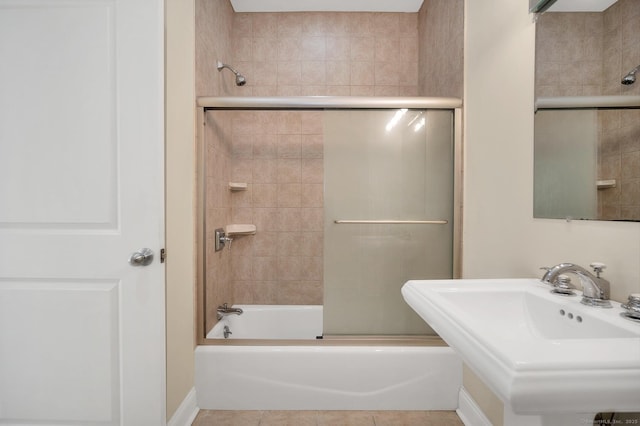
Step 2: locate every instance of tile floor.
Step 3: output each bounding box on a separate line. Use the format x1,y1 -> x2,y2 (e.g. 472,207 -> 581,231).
192,410 -> 464,426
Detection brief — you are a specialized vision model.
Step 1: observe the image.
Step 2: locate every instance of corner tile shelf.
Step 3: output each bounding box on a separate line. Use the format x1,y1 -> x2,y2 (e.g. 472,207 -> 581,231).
228,182 -> 248,191
225,224 -> 256,236
596,179 -> 616,189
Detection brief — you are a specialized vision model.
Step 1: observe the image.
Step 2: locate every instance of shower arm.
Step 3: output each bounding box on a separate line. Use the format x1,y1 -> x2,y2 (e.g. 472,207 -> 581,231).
217,61 -> 240,75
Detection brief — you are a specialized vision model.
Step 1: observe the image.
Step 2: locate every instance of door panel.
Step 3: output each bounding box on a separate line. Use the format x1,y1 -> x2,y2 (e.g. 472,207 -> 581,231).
0,279 -> 120,423
0,0 -> 164,424
0,0 -> 117,228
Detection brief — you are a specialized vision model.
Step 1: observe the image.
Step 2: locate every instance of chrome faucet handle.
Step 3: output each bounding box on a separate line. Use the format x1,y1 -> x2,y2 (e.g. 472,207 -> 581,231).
621,294 -> 640,320
540,266 -> 552,283
590,262 -> 606,278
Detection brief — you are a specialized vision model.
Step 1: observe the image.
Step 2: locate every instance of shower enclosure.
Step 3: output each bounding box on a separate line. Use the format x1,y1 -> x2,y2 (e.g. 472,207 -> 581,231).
196,96 -> 462,343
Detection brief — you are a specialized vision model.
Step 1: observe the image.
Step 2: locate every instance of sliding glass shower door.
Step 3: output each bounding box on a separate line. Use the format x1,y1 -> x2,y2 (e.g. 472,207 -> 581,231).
323,109 -> 455,336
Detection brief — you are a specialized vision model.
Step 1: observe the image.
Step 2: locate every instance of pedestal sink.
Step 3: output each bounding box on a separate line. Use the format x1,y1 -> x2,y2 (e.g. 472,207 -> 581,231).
402,278 -> 640,417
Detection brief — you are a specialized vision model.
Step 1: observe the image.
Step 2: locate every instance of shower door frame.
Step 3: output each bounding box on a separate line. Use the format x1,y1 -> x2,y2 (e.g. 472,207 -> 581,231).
195,96 -> 463,346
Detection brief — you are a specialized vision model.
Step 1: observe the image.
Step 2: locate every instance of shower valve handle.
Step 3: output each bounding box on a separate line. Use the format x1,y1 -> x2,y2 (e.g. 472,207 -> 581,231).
214,228 -> 233,251
223,236 -> 233,250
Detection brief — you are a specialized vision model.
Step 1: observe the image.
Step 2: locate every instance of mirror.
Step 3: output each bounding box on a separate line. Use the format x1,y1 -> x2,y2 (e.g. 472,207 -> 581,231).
534,0 -> 640,222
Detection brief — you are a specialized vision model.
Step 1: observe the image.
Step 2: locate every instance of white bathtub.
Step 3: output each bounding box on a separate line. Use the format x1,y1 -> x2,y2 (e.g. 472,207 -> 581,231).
196,305 -> 462,410
207,305 -> 323,339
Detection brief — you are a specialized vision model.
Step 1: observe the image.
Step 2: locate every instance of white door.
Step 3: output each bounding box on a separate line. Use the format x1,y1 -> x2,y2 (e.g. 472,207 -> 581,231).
0,0 -> 165,424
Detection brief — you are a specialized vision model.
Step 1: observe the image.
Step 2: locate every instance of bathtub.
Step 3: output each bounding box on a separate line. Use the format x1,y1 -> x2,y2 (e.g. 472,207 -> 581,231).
195,305 -> 462,410
207,305 -> 323,339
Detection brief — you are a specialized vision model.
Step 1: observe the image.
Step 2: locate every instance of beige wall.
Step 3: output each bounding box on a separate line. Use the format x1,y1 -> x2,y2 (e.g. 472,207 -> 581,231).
465,0 -> 640,305
165,0 -> 196,420
464,0 -> 640,422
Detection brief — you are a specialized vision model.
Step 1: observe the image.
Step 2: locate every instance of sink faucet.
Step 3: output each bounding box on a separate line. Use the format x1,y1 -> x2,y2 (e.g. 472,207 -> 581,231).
217,303 -> 243,320
541,263 -> 611,308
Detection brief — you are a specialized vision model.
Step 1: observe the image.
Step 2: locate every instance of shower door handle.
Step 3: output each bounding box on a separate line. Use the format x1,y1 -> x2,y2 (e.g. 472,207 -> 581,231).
334,220 -> 448,225
129,248 -> 154,266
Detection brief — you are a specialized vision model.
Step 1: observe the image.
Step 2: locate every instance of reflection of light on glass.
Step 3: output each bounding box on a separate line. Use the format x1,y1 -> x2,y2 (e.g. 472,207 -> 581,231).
414,117 -> 426,132
385,109 -> 408,131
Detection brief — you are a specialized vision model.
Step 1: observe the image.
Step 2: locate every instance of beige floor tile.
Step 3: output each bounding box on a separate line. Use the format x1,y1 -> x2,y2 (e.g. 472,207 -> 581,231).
192,410 -> 263,426
259,410 -> 318,426
373,410 -> 433,426
316,410 -> 375,426
425,410 -> 465,425
192,409 -> 463,426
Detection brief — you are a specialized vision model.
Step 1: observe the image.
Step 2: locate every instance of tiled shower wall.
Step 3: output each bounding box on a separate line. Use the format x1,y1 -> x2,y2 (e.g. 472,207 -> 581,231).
598,1 -> 640,219
197,0 -> 464,332
228,110 -> 324,304
204,111 -> 233,332
536,1 -> 640,220
418,0 -> 464,98
228,12 -> 420,97
196,0 -> 235,334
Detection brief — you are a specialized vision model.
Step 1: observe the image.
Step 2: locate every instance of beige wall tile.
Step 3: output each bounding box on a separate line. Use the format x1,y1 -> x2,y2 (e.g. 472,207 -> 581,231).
302,13 -> 326,35
326,36 -> 350,60
301,183 -> 323,207
325,12 -> 350,35
301,61 -> 327,85
277,159 -> 302,183
277,38 -> 301,61
277,61 -> 302,85
276,208 -> 303,231
253,133 -> 278,159
301,36 -> 326,60
277,13 -> 302,37
373,13 -> 399,36
375,37 -> 400,62
277,134 -> 302,158
326,61 -> 351,85
351,37 -> 375,61
300,208 -> 323,231
351,61 -> 374,85
277,183 -> 302,207
375,61 -> 399,85
253,158 -> 277,183
277,111 -> 302,134
253,13 -> 278,38
301,159 -> 323,183
300,135 -> 322,156
253,183 -> 278,207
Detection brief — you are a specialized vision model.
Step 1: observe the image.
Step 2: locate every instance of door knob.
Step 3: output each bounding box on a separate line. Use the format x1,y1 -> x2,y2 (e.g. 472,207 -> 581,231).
129,248 -> 154,266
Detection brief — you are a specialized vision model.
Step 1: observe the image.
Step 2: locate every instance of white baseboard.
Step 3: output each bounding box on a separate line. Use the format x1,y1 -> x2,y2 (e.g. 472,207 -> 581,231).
167,388 -> 199,426
456,387 -> 492,426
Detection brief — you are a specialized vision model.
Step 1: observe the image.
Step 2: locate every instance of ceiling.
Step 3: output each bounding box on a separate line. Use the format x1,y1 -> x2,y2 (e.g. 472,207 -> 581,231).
548,0 -> 617,12
229,0 -> 424,13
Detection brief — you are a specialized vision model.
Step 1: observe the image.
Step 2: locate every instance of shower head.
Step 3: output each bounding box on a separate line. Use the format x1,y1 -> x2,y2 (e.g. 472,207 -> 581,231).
621,65 -> 640,85
217,60 -> 247,86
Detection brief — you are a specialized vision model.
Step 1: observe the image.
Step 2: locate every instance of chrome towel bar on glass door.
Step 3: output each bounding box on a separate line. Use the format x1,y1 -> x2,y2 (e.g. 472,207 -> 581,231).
334,220 -> 448,224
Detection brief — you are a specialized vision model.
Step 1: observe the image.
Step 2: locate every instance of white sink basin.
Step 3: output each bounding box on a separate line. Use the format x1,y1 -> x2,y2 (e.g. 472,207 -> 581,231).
402,278 -> 640,414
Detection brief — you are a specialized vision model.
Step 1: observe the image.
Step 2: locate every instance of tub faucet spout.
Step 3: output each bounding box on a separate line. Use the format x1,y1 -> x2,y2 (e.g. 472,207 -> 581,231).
217,303 -> 243,320
541,262 -> 611,308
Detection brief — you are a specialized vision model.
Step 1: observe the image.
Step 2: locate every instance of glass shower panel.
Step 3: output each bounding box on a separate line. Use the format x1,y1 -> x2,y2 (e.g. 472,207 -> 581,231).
323,109 -> 455,336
